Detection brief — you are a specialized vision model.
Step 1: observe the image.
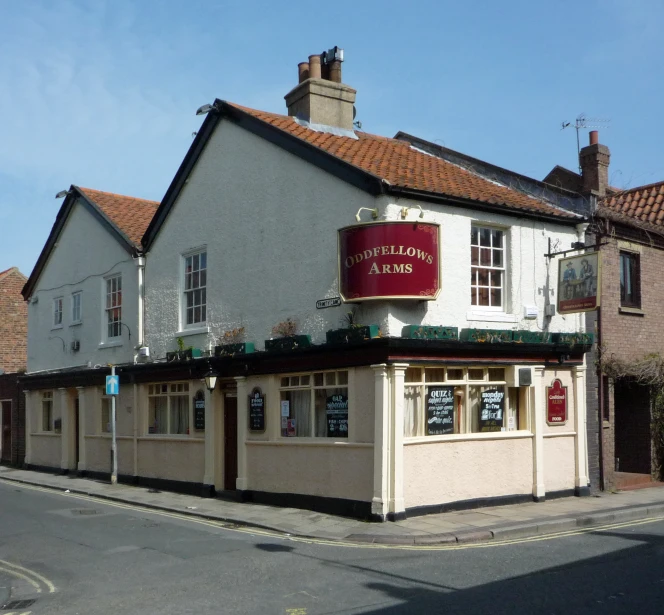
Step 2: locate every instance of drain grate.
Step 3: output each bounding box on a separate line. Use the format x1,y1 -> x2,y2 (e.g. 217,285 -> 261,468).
72,508 -> 98,515
2,598 -> 37,609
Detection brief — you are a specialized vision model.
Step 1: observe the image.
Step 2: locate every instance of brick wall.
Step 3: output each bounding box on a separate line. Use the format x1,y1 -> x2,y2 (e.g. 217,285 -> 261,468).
0,268 -> 27,373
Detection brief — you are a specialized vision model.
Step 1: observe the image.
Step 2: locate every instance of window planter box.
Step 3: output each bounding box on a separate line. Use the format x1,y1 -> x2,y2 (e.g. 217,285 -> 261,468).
553,332 -> 594,346
460,328 -> 513,343
264,335 -> 312,352
513,331 -> 552,344
166,348 -> 203,362
401,325 -> 458,341
214,342 -> 255,357
326,325 -> 380,345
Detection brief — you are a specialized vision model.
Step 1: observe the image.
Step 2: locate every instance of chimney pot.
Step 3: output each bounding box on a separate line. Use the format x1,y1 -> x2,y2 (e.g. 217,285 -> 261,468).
329,60 -> 342,83
589,130 -> 598,145
298,62 -> 310,83
309,55 -> 322,79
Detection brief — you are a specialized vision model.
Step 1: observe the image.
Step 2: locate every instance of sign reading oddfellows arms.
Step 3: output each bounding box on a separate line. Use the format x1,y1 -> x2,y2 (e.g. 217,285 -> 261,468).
557,251 -> 601,314
546,379 -> 568,425
338,221 -> 441,301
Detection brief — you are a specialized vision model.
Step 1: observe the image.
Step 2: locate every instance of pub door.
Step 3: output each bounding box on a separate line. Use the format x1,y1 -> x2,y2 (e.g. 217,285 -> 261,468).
1,401 -> 11,463
223,396 -> 238,491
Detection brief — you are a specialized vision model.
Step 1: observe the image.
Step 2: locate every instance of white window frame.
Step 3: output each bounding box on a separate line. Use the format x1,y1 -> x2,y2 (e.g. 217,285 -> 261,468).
104,274 -> 122,341
53,297 -> 63,328
147,382 -> 191,436
71,291 -> 82,325
470,225 -> 506,311
182,249 -> 207,328
278,370 -> 349,439
41,391 -> 53,432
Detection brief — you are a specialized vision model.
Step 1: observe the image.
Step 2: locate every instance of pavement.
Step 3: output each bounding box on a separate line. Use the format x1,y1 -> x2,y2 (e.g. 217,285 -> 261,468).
2,464 -> 664,546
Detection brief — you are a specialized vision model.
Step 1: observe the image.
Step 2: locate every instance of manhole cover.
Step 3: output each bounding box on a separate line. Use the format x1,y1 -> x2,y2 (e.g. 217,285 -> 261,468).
72,508 -> 99,515
2,598 -> 37,609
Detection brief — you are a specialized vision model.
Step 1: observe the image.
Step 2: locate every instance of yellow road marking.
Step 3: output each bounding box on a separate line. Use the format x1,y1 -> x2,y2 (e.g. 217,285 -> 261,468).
2,478 -> 663,552
0,565 -> 41,593
0,559 -> 56,593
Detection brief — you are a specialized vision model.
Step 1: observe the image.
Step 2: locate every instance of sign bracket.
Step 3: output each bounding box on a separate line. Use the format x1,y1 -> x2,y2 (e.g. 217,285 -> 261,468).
545,238 -> 608,259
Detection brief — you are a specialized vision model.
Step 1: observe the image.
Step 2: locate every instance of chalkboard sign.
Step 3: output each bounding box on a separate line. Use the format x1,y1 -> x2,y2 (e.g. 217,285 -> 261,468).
194,390 -> 205,431
249,388 -> 266,432
426,386 -> 455,435
326,394 -> 348,438
479,388 -> 505,432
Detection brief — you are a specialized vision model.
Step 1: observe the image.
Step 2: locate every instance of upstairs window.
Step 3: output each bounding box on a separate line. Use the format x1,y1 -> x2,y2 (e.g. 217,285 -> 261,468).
105,275 -> 122,339
620,252 -> 640,308
184,251 -> 207,326
53,297 -> 63,327
471,226 -> 505,309
71,292 -> 82,324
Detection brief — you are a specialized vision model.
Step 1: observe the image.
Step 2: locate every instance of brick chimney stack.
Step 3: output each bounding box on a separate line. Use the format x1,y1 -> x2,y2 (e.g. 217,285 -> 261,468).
579,130 -> 610,197
285,47 -> 356,130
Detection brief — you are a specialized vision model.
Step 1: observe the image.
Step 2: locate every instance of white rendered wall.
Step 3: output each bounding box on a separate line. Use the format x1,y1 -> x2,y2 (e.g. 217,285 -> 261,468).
27,198 -> 139,372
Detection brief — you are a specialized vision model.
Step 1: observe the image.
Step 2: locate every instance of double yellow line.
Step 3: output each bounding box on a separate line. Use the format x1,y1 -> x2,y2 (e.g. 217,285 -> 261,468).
0,558 -> 56,594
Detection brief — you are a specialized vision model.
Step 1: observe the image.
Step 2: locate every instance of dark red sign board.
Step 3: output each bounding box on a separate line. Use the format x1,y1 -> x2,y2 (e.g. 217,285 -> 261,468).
338,221 -> 440,301
546,379 -> 568,425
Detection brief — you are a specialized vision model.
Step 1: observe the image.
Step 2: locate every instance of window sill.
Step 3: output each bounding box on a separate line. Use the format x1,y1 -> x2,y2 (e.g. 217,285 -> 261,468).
404,431 -> 533,444
70,321 -> 82,327
50,325 -> 63,331
138,435 -> 205,442
247,439 -> 372,448
466,310 -> 519,323
98,340 -> 123,349
619,306 -> 644,316
175,326 -> 209,337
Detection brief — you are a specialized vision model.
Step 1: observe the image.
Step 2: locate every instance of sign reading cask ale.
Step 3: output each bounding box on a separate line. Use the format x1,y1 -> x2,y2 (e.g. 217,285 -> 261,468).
546,379 -> 568,425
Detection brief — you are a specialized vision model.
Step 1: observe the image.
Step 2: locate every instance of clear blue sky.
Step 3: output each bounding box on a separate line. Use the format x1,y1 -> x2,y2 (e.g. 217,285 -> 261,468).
2,0 -> 663,276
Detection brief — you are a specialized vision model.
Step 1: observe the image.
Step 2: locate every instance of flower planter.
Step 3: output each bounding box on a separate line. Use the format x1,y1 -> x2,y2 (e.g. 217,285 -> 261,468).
553,332 -> 594,346
264,335 -> 312,352
214,342 -> 255,357
513,331 -> 552,344
460,328 -> 513,343
326,325 -> 380,345
401,325 -> 458,341
166,348 -> 203,362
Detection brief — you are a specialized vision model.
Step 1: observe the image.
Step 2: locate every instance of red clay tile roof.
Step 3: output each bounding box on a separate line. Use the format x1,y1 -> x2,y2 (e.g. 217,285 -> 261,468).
78,187 -> 159,248
600,181 -> 664,226
230,104 -> 578,220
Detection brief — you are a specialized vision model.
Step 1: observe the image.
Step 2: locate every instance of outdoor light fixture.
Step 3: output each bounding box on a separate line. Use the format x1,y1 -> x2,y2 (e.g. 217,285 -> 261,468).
204,369 -> 218,392
195,103 -> 215,116
55,189 -> 71,199
400,204 -> 424,219
355,207 -> 378,222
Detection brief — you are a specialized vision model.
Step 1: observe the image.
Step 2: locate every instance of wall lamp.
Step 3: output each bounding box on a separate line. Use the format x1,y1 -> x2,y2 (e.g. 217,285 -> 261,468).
55,189 -> 71,199
400,204 -> 424,219
204,367 -> 218,392
355,207 -> 378,222
558,354 -> 570,365
196,103 -> 216,116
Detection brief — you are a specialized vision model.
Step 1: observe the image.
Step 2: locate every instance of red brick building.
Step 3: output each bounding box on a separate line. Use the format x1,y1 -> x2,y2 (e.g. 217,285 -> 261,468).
0,266 -> 28,466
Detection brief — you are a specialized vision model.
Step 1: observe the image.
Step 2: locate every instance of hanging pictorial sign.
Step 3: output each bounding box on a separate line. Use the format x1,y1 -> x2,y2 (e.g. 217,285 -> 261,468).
426,386 -> 455,435
194,390 -> 205,431
249,387 -> 266,432
547,379 -> 568,425
326,394 -> 349,438
557,251 -> 601,314
479,388 -> 505,432
338,221 -> 440,301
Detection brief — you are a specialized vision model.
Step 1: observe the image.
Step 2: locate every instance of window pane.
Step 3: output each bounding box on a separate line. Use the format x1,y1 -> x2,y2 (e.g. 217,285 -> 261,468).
471,246 -> 479,265
337,371 -> 348,386
471,227 -> 478,245
170,395 -> 189,435
281,390 -> 311,437
314,373 -> 324,387
491,287 -> 502,307
468,368 -> 484,381
281,377 -> 289,387
491,230 -> 503,248
325,372 -> 336,386
404,386 -> 423,437
493,249 -> 503,267
491,270 -> 502,286
470,385 -> 506,433
300,375 -> 310,386
480,248 -> 491,266
200,252 -> 207,269
478,287 -> 489,305
425,368 -> 445,383
149,397 -> 168,434
447,368 -> 464,381
488,368 -> 505,381
478,269 -> 489,286
480,228 -> 491,247
315,387 -> 348,438
405,368 -> 422,383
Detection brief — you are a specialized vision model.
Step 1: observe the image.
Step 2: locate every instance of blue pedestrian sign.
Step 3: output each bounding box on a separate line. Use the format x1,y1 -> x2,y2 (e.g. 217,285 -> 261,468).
106,375 -> 119,396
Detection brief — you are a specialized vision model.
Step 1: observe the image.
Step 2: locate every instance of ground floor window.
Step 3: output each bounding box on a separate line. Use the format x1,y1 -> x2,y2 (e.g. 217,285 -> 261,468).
404,367 -> 522,437
101,394 -> 112,433
42,391 -> 53,432
279,370 -> 349,438
148,383 -> 190,435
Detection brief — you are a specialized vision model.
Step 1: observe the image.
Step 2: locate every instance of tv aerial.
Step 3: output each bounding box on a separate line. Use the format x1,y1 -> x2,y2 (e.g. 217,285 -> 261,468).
561,113 -> 610,172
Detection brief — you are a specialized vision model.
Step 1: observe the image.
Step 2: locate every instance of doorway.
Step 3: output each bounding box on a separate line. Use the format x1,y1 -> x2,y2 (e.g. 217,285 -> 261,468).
614,380 -> 651,475
75,397 -> 80,468
1,401 -> 11,463
223,396 -> 238,491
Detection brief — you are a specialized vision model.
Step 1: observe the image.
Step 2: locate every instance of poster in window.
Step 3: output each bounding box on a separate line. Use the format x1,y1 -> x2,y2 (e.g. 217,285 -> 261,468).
326,394 -> 348,438
426,386 -> 455,435
194,391 -> 205,431
479,388 -> 505,432
546,379 -> 568,425
248,388 -> 266,432
557,251 -> 601,314
287,419 -> 296,437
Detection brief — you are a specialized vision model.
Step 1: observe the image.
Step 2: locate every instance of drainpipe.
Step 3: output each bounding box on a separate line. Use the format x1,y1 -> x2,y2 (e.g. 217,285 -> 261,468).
135,255 -> 146,362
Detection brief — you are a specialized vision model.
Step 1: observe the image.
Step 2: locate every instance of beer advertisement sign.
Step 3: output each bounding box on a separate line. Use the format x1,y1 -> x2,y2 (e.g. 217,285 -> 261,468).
557,251 -> 601,314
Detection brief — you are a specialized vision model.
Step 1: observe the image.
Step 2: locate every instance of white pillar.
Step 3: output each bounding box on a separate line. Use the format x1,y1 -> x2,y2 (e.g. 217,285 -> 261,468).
573,363 -> 590,495
235,376 -> 248,491
389,363 -> 408,519
371,364 -> 389,520
532,367 -> 546,501
24,390 -> 32,465
76,387 -> 86,472
203,385 -> 217,489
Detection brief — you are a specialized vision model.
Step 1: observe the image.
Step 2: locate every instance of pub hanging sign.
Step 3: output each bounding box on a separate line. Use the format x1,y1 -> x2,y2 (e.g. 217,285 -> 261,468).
338,221 -> 441,302
546,379 -> 568,425
557,251 -> 601,314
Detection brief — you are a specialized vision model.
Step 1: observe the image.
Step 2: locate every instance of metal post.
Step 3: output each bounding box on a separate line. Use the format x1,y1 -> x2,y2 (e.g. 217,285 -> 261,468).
111,366 -> 118,485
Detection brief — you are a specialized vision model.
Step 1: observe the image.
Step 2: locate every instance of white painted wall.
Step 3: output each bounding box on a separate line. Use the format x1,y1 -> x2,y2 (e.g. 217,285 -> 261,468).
144,119 -> 583,357
27,198 -> 140,372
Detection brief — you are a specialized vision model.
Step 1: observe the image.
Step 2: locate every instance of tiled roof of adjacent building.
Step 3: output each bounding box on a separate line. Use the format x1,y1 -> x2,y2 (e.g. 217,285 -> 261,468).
78,187 -> 159,249
229,104 -> 579,220
600,181 -> 664,226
